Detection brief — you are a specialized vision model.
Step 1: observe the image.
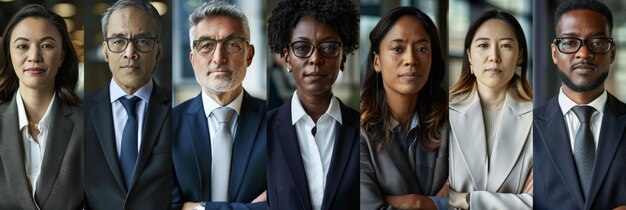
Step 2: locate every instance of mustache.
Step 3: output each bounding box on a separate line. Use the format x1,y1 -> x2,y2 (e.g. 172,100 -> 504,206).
208,65 -> 234,73
570,60 -> 598,71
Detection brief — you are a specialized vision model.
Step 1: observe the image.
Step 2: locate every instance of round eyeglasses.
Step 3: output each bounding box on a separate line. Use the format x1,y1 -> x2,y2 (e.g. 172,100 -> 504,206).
290,41 -> 343,58
192,37 -> 248,56
105,37 -> 159,53
554,37 -> 614,54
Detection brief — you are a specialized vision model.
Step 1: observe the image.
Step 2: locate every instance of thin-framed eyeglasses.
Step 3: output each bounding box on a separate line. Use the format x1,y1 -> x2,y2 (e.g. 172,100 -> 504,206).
192,37 -> 248,56
290,41 -> 343,58
105,37 -> 159,53
553,37 -> 614,54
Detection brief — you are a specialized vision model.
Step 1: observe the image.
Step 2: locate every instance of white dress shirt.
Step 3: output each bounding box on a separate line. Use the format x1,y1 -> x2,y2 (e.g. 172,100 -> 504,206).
109,80 -> 152,157
558,88 -> 606,152
291,91 -> 342,210
201,89 -> 243,189
17,89 -> 56,200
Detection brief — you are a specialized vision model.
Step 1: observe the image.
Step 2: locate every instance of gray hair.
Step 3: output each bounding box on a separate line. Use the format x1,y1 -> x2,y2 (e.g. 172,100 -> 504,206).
101,0 -> 162,39
188,0 -> 250,50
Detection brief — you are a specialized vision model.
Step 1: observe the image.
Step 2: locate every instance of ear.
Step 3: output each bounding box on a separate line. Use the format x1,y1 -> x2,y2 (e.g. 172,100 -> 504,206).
189,50 -> 194,66
340,53 -> 347,71
550,43 -> 558,64
246,45 -> 255,67
466,48 -> 472,65
373,52 -> 381,72
102,41 -> 109,62
610,45 -> 617,64
155,41 -> 163,60
282,48 -> 291,69
517,49 -> 524,65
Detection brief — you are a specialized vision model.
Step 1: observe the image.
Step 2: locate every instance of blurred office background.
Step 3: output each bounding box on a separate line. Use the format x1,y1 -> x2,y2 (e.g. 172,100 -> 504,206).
534,0 -> 626,106
0,0 -> 84,98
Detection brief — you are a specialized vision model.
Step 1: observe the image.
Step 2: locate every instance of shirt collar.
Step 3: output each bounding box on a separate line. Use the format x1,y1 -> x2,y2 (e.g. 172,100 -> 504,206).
390,111 -> 420,132
16,89 -> 57,130
291,90 -> 343,125
201,89 -> 243,118
109,79 -> 153,103
558,87 -> 607,116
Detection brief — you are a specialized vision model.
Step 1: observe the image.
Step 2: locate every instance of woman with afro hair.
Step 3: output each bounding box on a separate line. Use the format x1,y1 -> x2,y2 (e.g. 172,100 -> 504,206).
265,0 -> 360,209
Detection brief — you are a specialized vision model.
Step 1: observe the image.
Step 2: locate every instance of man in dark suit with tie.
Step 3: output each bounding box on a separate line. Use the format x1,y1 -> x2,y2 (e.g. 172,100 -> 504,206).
534,0 -> 626,209
84,1 -> 171,209
171,1 -> 266,210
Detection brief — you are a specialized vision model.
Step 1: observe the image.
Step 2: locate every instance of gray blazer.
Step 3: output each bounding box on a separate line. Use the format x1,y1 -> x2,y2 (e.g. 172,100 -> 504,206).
360,124 -> 449,210
0,93 -> 84,210
449,88 -> 532,209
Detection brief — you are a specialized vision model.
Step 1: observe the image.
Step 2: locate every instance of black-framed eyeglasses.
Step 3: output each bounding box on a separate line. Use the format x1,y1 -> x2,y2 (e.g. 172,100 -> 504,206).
105,37 -> 159,53
192,37 -> 248,56
290,41 -> 343,58
554,37 -> 614,54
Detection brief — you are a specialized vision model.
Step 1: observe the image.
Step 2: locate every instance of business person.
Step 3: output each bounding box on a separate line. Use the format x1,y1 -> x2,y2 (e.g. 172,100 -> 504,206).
360,7 -> 449,210
447,10 -> 533,210
84,0 -> 171,209
534,0 -> 626,209
266,0 -> 360,209
0,4 -> 83,210
171,1 -> 267,210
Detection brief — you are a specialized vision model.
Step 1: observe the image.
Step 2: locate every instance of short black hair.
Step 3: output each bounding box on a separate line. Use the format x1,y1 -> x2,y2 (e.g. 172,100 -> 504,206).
267,0 -> 359,58
555,0 -> 613,34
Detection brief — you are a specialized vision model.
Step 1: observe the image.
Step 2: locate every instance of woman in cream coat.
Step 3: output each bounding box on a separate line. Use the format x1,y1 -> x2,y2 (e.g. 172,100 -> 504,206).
448,10 -> 533,210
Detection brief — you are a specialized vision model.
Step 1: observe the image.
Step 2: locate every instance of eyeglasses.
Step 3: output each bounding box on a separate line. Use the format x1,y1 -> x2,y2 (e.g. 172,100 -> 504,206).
290,41 -> 343,58
554,37 -> 614,54
105,37 -> 159,53
192,37 -> 248,56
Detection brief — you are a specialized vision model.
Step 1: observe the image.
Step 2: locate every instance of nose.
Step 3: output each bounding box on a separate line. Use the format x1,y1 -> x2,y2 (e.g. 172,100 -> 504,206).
575,42 -> 594,60
212,43 -> 227,65
308,47 -> 323,65
404,46 -> 418,67
123,42 -> 139,59
27,46 -> 42,63
488,46 -> 501,63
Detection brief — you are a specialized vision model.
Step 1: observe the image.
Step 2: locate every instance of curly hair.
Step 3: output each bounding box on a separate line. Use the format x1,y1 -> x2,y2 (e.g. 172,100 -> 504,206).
360,7 -> 448,151
267,0 -> 359,69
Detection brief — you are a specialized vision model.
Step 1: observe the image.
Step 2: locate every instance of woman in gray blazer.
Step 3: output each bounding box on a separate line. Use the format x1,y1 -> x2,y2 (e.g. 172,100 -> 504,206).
448,10 -> 533,210
360,7 -> 449,210
0,4 -> 83,210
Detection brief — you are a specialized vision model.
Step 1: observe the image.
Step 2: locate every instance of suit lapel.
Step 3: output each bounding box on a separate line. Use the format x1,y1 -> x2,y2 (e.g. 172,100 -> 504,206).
586,94 -> 626,208
450,91 -> 488,190
0,96 -> 38,210
321,102 -> 357,209
230,92 -> 262,200
186,95 -> 212,198
537,97 -> 584,208
487,91 -> 532,192
91,87 -> 127,192
35,101 -> 74,206
131,84 -> 170,192
273,101 -> 312,210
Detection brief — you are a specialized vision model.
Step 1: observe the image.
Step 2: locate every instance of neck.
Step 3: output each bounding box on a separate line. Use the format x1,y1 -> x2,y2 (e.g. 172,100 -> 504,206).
115,78 -> 148,95
476,83 -> 507,111
296,88 -> 332,123
20,86 -> 54,124
206,86 -> 243,106
386,90 -> 418,135
562,84 -> 604,104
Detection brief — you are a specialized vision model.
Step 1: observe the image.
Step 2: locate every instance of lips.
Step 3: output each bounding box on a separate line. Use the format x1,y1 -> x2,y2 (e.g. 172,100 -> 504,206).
120,65 -> 139,72
25,67 -> 45,75
484,67 -> 502,73
571,63 -> 597,74
398,72 -> 420,81
303,72 -> 327,82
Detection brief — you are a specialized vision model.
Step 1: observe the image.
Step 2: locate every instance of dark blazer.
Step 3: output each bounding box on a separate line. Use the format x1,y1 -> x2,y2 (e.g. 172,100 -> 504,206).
534,92 -> 626,210
0,94 -> 83,210
267,97 -> 359,210
84,81 -> 172,210
172,91 -> 267,210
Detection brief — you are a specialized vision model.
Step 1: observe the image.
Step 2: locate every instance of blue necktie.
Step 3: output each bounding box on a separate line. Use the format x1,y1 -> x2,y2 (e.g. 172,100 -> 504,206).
119,96 -> 140,189
572,105 -> 595,198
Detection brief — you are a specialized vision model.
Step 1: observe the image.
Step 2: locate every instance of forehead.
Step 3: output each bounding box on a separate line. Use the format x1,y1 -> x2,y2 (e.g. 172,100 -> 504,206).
556,9 -> 610,36
384,15 -> 429,41
107,6 -> 159,36
194,15 -> 245,38
11,17 -> 62,41
473,19 -> 516,41
291,16 -> 339,41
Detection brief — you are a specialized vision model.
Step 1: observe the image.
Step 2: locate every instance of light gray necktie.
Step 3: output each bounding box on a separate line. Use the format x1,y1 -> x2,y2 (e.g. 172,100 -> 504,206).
211,107 -> 235,202
572,105 -> 595,198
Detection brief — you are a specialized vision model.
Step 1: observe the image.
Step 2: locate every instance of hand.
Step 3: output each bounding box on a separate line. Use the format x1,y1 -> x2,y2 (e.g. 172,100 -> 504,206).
613,205 -> 626,210
522,169 -> 533,195
449,189 -> 469,210
385,194 -> 436,210
181,202 -> 201,210
251,191 -> 267,203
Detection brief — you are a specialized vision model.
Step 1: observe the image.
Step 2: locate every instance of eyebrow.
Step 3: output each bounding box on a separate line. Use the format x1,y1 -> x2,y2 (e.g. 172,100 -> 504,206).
195,34 -> 242,40
559,32 -> 608,37
388,38 -> 430,44
474,37 -> 515,42
108,33 -> 155,38
13,36 -> 57,44
292,36 -> 340,43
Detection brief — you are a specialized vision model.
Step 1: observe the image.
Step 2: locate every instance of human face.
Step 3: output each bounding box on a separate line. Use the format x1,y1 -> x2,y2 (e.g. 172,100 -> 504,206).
468,19 -> 522,91
103,6 -> 162,94
374,16 -> 431,97
285,16 -> 343,97
190,16 -> 253,95
10,17 -> 63,91
551,9 -> 615,93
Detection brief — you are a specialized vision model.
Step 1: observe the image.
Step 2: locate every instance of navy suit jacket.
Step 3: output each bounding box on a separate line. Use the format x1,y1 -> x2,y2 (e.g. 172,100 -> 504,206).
534,92 -> 626,210
172,91 -> 267,210
267,97 -> 359,210
84,81 -> 172,210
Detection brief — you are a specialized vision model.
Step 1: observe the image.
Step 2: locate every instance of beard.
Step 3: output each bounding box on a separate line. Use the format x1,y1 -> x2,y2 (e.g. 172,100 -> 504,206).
556,68 -> 608,93
196,65 -> 244,94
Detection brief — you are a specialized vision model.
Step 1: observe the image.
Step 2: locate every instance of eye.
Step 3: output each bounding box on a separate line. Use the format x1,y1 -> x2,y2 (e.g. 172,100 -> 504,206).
416,47 -> 429,53
477,43 -> 488,48
16,44 -> 28,49
41,43 -> 55,49
391,47 -> 403,53
500,43 -> 512,48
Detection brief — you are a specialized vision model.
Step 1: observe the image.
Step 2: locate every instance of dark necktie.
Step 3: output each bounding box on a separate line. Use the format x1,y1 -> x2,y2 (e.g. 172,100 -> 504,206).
119,96 -> 140,189
211,107 -> 235,201
572,105 -> 596,198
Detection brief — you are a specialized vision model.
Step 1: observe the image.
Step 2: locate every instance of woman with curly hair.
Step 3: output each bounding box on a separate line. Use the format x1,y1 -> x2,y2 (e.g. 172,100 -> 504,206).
266,0 -> 359,209
360,7 -> 449,210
